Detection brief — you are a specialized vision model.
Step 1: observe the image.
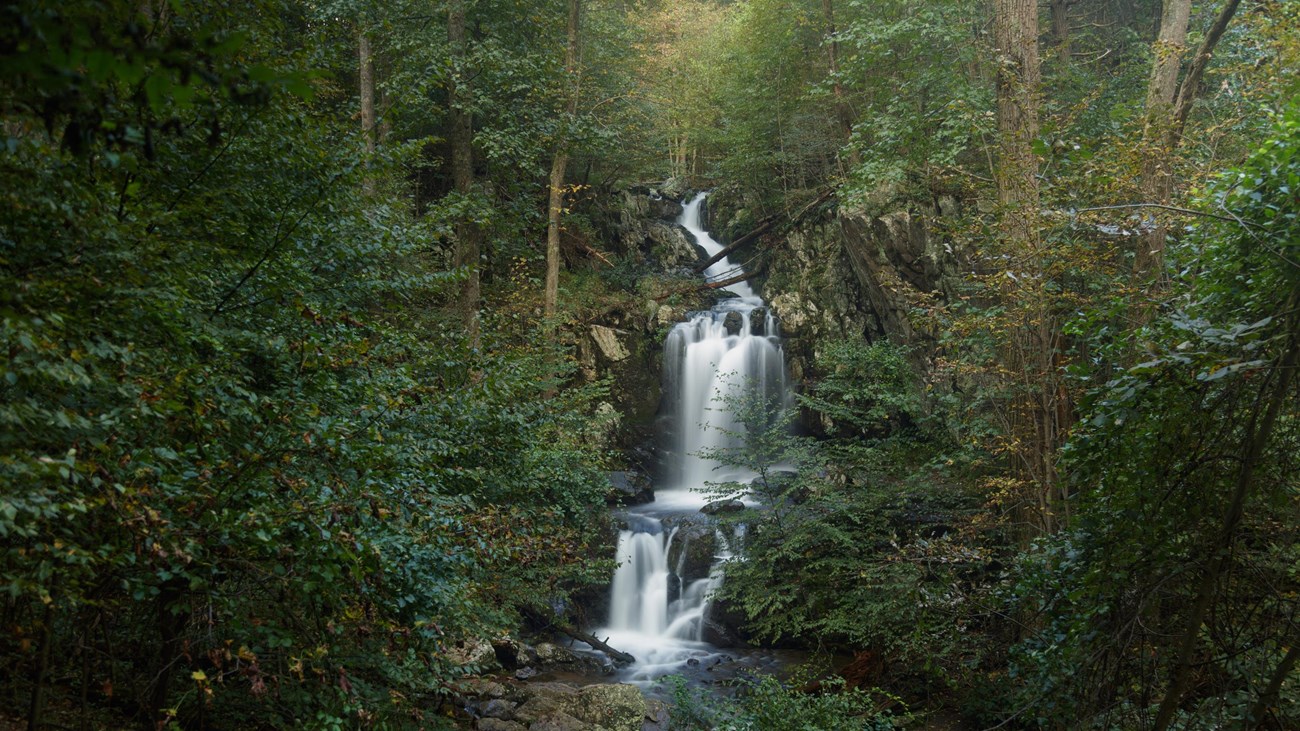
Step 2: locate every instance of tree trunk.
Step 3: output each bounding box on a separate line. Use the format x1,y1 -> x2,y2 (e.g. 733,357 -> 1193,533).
448,0 -> 481,342
544,0 -> 581,325
995,0 -> 1060,535
993,0 -> 1041,248
821,0 -> 856,167
1136,0 -> 1191,278
1049,0 -> 1071,65
358,27 -> 376,194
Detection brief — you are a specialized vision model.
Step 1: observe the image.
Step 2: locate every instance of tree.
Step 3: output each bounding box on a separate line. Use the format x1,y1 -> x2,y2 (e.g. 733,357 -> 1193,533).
544,0 -> 581,325
448,0 -> 482,341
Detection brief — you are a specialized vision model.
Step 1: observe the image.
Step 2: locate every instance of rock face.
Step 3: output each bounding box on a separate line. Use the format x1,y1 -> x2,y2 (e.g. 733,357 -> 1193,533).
759,195 -> 959,395
589,325 -> 630,363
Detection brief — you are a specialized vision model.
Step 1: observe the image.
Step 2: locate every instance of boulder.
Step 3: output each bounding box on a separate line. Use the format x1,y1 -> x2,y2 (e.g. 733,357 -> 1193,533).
534,641 -> 605,674
481,698 -> 518,720
647,222 -> 699,268
506,682 -> 645,731
569,684 -> 647,731
748,307 -> 768,336
476,719 -> 526,731
700,499 -> 745,516
665,520 -> 718,582
642,699 -> 670,731
448,638 -> 500,672
723,311 -> 743,335
606,471 -> 653,506
528,712 -> 590,731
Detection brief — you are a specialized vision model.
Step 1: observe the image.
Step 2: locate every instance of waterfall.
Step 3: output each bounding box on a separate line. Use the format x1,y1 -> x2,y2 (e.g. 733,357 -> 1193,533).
596,192 -> 790,683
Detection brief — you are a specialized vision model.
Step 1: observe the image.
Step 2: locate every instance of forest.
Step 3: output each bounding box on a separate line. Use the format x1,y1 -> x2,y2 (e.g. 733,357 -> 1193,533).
0,0 -> 1297,729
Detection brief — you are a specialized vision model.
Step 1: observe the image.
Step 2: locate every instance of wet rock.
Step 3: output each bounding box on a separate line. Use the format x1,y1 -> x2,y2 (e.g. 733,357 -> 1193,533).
643,699 -> 671,731
686,658 -> 700,667
723,311 -> 743,335
700,499 -> 745,516
476,719 -> 526,731
606,471 -> 653,506
748,307 -> 768,336
534,642 -> 605,674
514,667 -> 539,680
481,699 -> 518,720
665,520 -> 718,582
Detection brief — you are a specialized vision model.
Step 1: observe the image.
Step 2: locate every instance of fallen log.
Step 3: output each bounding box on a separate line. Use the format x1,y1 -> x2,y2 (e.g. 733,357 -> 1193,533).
652,269 -> 762,303
693,216 -> 779,273
555,624 -> 636,666
692,188 -> 835,273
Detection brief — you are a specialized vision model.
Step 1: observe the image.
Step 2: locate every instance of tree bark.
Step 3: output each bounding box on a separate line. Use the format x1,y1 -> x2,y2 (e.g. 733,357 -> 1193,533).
448,0 -> 481,342
544,0 -> 581,326
1049,0 -> 1071,65
821,0 -> 856,167
1136,0 -> 1192,278
358,27 -> 376,194
359,30 -> 376,156
993,0 -> 1041,247
1170,0 -> 1243,143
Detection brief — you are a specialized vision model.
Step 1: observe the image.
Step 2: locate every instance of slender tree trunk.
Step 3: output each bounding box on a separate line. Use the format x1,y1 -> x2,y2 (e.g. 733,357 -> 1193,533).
1136,0 -> 1191,278
545,0 -> 580,325
1153,314 -> 1300,731
448,0 -> 481,342
26,604 -> 54,731
821,0 -> 856,168
1246,642 -> 1300,730
1049,0 -> 1071,65
1170,0 -> 1243,143
358,27 -> 376,194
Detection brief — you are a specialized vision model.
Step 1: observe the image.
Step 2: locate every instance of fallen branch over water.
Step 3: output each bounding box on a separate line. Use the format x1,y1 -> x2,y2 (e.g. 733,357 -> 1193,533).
555,624 -> 636,666
692,187 -> 835,274
651,269 -> 762,303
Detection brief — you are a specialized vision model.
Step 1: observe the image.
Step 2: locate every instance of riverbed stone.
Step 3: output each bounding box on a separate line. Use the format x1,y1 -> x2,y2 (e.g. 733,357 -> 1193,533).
481,698 -> 518,720
476,719 -> 526,731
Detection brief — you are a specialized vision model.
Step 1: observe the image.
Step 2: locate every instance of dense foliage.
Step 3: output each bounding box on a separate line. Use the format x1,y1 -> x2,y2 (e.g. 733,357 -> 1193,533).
1,1 -> 621,727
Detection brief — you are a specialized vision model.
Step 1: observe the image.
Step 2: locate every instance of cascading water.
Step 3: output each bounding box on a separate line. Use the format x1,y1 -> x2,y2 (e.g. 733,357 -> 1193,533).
595,192 -> 791,685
